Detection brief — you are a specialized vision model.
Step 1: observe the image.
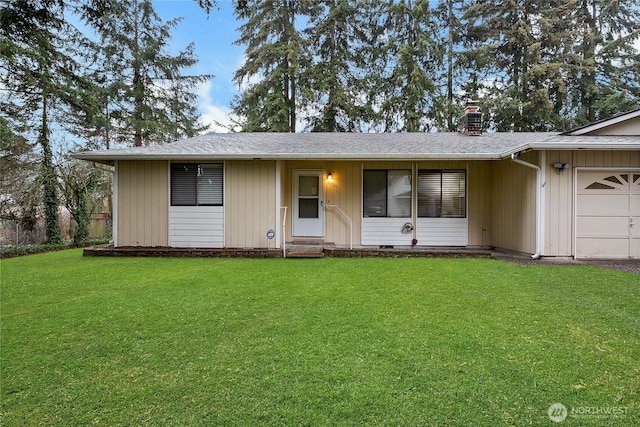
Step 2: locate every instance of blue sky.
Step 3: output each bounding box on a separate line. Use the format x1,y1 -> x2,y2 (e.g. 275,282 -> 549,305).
153,0 -> 244,132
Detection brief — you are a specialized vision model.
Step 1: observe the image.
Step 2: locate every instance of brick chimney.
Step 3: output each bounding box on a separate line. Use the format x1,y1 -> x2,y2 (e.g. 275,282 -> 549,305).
458,100 -> 482,136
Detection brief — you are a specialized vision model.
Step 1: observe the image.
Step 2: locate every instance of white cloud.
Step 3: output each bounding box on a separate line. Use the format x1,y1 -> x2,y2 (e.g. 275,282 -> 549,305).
197,80 -> 238,133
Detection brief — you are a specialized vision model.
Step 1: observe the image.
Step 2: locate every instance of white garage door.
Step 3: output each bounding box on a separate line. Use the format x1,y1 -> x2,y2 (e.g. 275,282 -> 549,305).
576,170 -> 640,259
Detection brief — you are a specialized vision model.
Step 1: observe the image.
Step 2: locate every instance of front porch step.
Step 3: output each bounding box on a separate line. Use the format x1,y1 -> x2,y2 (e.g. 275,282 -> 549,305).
285,242 -> 330,258
286,250 -> 325,258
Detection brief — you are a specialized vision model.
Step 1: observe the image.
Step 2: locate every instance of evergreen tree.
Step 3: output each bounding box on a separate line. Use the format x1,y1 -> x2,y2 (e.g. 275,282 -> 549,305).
377,0 -> 440,132
82,0 -> 211,146
0,117 -> 40,241
433,0 -> 465,131
231,0 -> 315,132
568,0 -> 640,125
461,0 -> 556,131
304,0 -> 376,131
1,0 -> 98,243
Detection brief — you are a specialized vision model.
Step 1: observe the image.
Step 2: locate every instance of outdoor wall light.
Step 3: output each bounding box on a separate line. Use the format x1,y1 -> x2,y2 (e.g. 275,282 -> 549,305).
553,162 -> 569,173
327,173 -> 333,183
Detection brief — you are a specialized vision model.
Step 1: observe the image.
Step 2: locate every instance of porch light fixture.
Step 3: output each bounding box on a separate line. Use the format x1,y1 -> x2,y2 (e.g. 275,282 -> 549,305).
327,173 -> 333,183
553,162 -> 569,173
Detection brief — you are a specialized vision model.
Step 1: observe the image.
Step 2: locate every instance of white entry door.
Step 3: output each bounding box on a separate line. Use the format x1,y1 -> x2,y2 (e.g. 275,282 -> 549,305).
293,170 -> 324,237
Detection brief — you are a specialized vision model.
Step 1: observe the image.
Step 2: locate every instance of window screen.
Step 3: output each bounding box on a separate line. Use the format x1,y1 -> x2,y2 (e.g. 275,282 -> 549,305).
418,170 -> 466,218
171,163 -> 223,206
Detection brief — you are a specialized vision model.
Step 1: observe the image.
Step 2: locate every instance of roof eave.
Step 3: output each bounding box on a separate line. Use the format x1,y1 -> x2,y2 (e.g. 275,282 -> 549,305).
530,142 -> 640,150
72,152 -> 506,162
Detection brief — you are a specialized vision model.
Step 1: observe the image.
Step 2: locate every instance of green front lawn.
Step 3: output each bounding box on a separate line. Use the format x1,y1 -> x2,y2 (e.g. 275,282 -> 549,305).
1,250 -> 638,426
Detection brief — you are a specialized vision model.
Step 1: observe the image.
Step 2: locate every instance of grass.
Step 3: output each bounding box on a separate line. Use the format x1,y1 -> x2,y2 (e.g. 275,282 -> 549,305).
1,250 -> 639,426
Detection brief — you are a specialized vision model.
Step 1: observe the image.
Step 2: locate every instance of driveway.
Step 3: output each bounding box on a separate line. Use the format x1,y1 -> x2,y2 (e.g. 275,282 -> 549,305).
579,259 -> 640,275
493,253 -> 640,274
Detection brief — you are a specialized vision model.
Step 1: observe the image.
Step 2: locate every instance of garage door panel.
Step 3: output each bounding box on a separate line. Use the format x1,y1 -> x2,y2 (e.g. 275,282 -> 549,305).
576,216 -> 629,237
576,238 -> 630,259
631,194 -> 640,214
577,194 -> 628,215
578,171 -> 630,191
632,237 -> 640,258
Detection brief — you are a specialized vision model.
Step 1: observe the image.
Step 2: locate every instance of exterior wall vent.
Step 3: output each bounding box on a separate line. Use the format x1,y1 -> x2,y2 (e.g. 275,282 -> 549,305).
458,101 -> 482,136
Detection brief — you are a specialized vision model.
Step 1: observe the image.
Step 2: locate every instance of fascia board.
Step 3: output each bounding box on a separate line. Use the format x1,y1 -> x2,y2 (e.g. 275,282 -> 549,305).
563,110 -> 640,135
73,152 -> 506,162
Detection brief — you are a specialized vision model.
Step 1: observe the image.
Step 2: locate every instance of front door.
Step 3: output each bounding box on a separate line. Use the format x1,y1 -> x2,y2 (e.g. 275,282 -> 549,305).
293,170 -> 324,237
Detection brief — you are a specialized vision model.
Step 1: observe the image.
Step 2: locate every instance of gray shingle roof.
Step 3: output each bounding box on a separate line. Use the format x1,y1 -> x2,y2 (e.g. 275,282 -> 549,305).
73,132 -> 640,165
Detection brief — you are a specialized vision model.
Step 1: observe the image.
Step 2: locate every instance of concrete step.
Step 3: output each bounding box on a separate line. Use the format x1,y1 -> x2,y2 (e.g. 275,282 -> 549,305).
285,243 -> 326,258
286,251 -> 325,258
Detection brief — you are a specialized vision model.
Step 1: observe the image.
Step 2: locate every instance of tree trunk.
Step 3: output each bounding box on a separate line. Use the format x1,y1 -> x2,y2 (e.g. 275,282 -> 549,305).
40,90 -> 61,244
446,0 -> 454,131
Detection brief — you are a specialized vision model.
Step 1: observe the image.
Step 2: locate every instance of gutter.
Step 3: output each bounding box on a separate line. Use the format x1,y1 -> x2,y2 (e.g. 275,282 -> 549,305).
511,152 -> 542,259
74,152 -> 508,163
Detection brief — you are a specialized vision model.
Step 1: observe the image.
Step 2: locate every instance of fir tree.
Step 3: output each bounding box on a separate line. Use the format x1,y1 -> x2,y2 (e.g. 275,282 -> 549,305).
82,0 -> 211,146
231,0 -> 315,132
1,0 -> 98,243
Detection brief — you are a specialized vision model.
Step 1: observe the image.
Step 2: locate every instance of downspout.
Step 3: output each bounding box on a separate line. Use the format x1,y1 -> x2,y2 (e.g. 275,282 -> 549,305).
511,152 -> 542,259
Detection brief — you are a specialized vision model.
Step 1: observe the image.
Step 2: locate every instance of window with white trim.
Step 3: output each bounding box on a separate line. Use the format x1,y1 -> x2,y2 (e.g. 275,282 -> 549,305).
171,163 -> 223,206
418,170 -> 466,218
363,169 -> 412,217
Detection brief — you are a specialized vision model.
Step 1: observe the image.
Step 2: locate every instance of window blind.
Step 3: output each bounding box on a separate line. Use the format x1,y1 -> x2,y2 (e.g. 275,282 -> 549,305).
171,163 -> 223,206
171,164 -> 197,206
197,164 -> 223,205
418,170 -> 466,218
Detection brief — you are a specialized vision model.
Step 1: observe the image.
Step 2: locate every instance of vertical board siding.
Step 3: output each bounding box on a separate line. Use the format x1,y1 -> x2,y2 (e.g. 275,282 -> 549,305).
117,160 -> 168,247
491,156 -> 537,254
282,160 -> 489,248
544,151 -> 574,256
283,160 -> 363,245
466,161 -> 491,247
226,160 -> 276,248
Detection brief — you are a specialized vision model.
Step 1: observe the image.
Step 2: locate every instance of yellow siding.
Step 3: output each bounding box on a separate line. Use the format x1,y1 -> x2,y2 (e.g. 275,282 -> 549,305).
490,154 -> 537,254
282,160 -> 362,245
544,151 -> 573,256
544,150 -> 640,256
282,160 -> 491,247
467,161 -> 492,247
225,160 -> 277,248
117,160 -> 168,247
